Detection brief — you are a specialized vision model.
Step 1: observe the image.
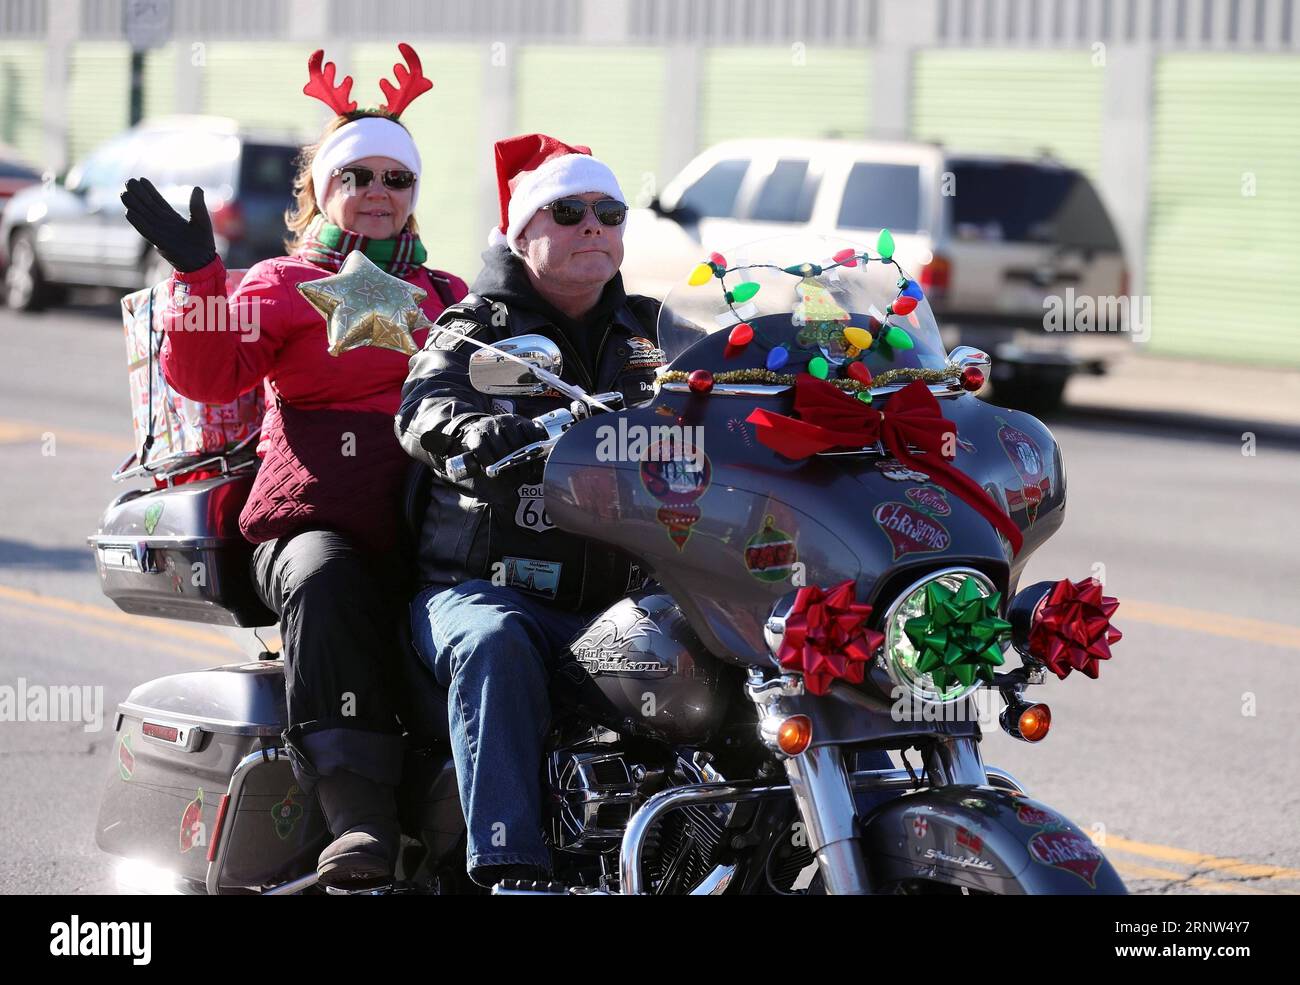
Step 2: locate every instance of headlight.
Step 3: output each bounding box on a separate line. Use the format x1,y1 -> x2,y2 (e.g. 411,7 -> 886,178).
881,567 -> 1007,705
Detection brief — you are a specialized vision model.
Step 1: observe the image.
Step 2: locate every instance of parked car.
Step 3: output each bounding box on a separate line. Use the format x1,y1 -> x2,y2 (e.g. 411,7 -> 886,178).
621,138 -> 1131,410
0,144 -> 42,210
1,116 -> 302,311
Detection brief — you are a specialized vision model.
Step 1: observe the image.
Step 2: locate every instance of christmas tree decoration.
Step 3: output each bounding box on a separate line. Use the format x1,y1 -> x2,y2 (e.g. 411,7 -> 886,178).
1027,578 -> 1122,680
847,361 -> 873,385
900,279 -> 925,301
688,262 -> 714,286
808,356 -> 829,379
729,322 -> 754,347
766,346 -> 790,371
903,578 -> 1011,689
687,369 -> 715,393
890,295 -> 918,316
793,278 -> 852,327
729,281 -> 761,303
876,228 -> 896,260
775,579 -> 885,695
843,326 -> 874,350
709,251 -> 728,268
833,248 -> 859,266
298,249 -> 429,356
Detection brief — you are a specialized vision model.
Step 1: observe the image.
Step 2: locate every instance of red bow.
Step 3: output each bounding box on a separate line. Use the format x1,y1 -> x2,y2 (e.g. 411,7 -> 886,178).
777,580 -> 884,695
747,376 -> 1024,555
1029,577 -> 1122,680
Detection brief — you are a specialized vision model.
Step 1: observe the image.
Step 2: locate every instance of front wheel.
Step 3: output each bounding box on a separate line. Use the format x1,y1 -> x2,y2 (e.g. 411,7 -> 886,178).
4,228 -> 60,311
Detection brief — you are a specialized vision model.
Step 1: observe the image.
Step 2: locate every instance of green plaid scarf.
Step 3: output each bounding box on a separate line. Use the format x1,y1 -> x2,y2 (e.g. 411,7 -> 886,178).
298,215 -> 428,277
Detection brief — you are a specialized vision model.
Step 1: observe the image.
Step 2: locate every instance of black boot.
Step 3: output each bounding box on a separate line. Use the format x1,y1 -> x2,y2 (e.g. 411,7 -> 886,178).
314,769 -> 401,889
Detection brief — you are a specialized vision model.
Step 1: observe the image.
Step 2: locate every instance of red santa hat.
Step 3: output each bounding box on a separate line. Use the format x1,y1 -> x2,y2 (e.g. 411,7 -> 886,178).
489,133 -> 625,255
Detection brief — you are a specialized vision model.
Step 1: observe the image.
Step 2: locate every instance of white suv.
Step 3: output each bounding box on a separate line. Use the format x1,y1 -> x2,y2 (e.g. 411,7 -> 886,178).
622,138 -> 1131,410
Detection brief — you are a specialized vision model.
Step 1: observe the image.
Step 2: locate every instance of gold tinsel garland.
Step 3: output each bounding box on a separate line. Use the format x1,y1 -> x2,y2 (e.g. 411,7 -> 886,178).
657,365 -> 959,395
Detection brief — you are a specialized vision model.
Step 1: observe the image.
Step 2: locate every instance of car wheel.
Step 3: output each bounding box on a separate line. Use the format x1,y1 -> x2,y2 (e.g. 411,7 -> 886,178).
4,228 -> 56,311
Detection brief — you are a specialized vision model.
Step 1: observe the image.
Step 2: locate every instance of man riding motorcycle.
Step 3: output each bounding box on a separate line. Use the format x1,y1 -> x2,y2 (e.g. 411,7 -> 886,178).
395,134 -> 662,887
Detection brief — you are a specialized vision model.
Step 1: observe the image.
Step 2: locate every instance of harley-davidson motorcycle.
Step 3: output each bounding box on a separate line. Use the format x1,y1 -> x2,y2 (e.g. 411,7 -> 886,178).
90,235 -> 1125,895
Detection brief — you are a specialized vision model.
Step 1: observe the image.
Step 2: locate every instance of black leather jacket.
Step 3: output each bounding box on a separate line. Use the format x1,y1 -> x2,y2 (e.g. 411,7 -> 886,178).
396,252 -> 662,611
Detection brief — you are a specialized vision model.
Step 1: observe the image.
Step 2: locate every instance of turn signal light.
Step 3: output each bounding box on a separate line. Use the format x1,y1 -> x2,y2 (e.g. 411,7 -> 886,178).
1000,700 -> 1051,742
777,715 -> 813,756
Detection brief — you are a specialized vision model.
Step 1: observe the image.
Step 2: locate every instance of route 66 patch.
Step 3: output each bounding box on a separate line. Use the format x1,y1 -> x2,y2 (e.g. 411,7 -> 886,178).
515,483 -> 554,532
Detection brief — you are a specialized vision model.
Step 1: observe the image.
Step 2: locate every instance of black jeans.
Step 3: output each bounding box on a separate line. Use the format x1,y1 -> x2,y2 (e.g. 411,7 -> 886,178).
251,528 -> 407,793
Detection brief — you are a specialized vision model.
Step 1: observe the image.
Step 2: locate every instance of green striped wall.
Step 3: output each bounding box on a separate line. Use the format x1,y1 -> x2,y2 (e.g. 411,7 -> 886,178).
352,44 -> 484,286
700,47 -> 871,146
1146,55 -> 1300,365
516,46 -> 667,208
0,43 -> 46,168
67,43 -> 131,163
199,42 -> 314,133
911,50 -> 1104,177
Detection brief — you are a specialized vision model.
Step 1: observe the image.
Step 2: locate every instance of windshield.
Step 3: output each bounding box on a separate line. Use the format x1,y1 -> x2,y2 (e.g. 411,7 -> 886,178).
657,234 -> 949,378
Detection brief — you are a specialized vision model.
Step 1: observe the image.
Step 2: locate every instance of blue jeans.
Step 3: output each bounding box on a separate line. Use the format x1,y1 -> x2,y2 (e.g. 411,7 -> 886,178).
411,580 -> 592,877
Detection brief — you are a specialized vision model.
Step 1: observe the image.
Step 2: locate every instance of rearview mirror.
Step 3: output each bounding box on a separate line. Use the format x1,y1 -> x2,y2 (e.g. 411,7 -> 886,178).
467,334 -> 563,396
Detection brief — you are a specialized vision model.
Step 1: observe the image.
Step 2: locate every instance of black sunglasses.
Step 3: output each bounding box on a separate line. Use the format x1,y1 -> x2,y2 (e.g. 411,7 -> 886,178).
541,198 -> 627,227
331,165 -> 417,191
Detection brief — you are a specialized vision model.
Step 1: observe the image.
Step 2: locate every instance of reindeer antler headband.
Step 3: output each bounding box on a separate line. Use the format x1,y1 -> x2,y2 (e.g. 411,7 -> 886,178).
303,43 -> 433,118
305,43 -> 433,211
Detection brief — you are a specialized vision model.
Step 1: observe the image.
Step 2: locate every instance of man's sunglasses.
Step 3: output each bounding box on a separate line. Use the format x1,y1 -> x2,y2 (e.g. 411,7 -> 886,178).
331,166 -> 418,191
540,198 -> 627,227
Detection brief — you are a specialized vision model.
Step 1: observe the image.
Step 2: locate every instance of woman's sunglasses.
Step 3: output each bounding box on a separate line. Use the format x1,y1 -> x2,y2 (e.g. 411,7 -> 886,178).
331,165 -> 418,191
540,198 -> 627,227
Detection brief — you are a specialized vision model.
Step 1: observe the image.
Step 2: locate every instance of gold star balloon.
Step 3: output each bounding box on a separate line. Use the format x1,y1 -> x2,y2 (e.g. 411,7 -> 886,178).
297,250 -> 432,357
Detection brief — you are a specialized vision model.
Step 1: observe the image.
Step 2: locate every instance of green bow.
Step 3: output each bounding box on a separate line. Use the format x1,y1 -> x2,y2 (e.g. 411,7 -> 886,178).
903,578 -> 1011,689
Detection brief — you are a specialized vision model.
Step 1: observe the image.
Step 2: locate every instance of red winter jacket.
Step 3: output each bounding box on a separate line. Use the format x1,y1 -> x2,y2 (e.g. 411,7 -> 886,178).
159,253 -> 468,543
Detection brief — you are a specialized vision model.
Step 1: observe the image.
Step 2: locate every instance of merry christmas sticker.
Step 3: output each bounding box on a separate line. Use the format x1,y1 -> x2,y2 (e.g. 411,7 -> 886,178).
873,501 -> 951,560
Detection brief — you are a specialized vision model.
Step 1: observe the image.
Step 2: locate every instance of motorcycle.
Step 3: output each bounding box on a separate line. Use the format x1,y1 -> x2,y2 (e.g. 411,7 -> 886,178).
90,234 -> 1126,894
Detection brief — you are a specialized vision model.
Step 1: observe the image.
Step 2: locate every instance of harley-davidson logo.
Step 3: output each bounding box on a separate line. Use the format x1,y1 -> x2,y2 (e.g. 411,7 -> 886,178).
1028,829 -> 1103,887
873,502 -> 951,560
572,607 -> 669,676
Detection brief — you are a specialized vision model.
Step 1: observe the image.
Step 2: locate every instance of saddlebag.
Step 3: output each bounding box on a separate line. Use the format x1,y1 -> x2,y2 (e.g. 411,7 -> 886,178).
89,471 -> 276,627
96,660 -> 329,893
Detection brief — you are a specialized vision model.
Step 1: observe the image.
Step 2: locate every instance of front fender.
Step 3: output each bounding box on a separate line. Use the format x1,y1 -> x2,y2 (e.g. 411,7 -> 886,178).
859,785 -> 1127,894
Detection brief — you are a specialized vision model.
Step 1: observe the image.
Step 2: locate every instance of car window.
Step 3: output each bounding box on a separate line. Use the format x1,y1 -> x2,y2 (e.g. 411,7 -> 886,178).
69,136 -> 138,192
674,158 -> 748,219
238,143 -> 300,197
749,159 -> 817,223
837,162 -> 923,234
150,131 -> 239,191
948,161 -> 1120,250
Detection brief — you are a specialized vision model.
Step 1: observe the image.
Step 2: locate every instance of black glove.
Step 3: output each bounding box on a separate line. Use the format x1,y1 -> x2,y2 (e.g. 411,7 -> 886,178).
456,414 -> 549,470
120,177 -> 218,274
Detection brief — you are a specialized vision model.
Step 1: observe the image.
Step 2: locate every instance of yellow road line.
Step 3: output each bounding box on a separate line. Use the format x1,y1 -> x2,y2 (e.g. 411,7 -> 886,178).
0,584 -> 246,654
1099,833 -> 1300,882
1121,600 -> 1300,651
0,601 -> 228,665
0,418 -> 133,453
1111,860 -> 1295,895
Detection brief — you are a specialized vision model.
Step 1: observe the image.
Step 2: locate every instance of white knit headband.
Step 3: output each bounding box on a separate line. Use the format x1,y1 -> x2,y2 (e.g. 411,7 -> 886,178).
311,116 -> 423,212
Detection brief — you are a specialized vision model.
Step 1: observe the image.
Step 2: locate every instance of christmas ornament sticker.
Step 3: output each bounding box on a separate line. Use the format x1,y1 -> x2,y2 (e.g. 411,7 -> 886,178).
179,788 -> 204,854
640,444 -> 711,551
143,501 -> 163,536
744,514 -> 798,582
997,418 -> 1051,525
1015,802 -> 1059,829
273,785 -> 305,841
117,729 -> 135,782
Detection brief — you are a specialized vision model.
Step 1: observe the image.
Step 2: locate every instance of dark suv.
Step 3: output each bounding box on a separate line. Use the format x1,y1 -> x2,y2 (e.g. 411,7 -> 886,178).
1,116 -> 301,310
